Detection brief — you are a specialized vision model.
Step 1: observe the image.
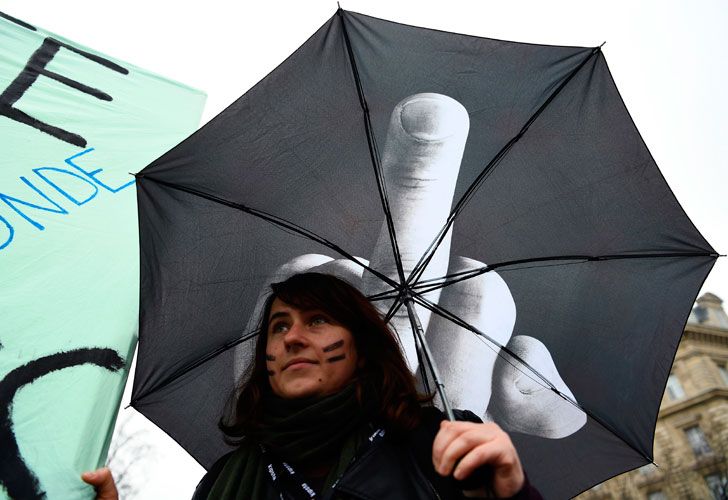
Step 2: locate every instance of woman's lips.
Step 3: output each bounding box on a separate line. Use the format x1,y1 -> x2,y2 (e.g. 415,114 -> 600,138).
283,358 -> 318,370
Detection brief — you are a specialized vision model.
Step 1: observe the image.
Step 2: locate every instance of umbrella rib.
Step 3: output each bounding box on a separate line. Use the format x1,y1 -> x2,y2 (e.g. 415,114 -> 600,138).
410,251 -> 719,295
369,290 -> 406,302
404,301 -> 433,397
338,8 -> 407,285
406,45 -> 604,288
381,294 -> 435,396
377,292 -> 435,398
132,328 -> 261,405
402,294 -> 454,420
378,293 -> 434,394
366,293 -> 433,394
367,289 -> 399,301
383,290 -> 405,320
136,175 -> 400,290
411,291 -> 656,464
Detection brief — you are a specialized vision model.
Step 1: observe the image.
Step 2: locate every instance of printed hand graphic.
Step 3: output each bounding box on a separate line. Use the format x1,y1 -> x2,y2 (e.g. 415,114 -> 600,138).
235,93 -> 586,439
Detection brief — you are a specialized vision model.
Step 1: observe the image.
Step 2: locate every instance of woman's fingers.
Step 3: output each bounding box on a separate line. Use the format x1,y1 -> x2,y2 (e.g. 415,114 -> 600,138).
81,467 -> 119,500
455,440 -> 524,498
432,421 -> 525,498
433,421 -> 491,475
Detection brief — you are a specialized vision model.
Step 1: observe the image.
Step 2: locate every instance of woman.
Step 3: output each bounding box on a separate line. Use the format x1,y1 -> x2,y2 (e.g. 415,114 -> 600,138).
84,273 -> 540,499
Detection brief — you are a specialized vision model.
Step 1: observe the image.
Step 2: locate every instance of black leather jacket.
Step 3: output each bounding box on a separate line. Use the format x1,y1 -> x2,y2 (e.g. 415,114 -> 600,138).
193,408 -> 542,500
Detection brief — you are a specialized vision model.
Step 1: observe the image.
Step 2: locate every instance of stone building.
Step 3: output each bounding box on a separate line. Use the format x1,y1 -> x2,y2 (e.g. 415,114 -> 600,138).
578,293 -> 728,500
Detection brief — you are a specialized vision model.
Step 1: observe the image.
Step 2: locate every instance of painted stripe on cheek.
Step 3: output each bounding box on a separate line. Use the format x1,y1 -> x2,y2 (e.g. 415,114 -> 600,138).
327,354 -> 346,363
323,340 -> 344,352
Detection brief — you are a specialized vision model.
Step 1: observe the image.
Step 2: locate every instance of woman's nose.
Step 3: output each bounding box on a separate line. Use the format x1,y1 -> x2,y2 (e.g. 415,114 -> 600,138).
283,322 -> 307,349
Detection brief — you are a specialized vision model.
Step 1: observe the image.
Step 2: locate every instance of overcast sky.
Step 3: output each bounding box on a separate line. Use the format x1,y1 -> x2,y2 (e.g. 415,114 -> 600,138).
2,0 -> 726,497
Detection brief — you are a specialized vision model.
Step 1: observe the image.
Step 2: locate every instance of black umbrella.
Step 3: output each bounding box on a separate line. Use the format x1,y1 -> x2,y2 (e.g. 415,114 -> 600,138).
131,9 -> 716,498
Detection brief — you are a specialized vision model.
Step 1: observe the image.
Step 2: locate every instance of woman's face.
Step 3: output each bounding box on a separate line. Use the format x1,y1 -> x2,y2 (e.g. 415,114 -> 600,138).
265,297 -> 359,399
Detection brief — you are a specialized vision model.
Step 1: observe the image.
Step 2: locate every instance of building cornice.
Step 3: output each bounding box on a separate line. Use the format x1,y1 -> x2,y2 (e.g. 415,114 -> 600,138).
660,387 -> 728,418
674,327 -> 728,361
683,324 -> 728,344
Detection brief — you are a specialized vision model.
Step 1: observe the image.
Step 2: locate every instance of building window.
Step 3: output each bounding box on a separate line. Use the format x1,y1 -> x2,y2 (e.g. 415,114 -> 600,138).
705,473 -> 727,500
718,363 -> 728,386
666,374 -> 685,400
684,425 -> 713,457
647,491 -> 667,500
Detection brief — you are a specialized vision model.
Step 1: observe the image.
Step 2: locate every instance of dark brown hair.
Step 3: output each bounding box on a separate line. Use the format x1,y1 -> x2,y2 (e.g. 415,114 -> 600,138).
220,272 -> 429,441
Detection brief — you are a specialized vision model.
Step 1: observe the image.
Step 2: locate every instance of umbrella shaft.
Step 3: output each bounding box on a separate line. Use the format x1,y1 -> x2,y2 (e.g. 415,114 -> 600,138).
403,295 -> 455,421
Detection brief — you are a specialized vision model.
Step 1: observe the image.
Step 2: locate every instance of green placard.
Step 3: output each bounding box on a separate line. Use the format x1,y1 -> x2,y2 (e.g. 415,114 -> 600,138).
0,11 -> 205,499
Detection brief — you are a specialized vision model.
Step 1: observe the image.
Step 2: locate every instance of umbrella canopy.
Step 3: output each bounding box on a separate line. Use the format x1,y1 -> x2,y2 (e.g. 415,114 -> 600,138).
132,9 -> 717,498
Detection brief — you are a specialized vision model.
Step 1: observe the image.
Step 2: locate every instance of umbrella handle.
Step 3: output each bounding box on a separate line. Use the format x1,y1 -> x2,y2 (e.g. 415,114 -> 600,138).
403,294 -> 455,421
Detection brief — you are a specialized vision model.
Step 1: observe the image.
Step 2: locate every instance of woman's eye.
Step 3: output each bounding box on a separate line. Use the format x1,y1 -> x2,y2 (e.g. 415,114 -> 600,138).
310,316 -> 328,326
271,322 -> 289,334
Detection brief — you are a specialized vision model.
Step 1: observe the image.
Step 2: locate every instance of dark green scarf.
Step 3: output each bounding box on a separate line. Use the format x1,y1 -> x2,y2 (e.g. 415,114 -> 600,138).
208,385 -> 370,499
